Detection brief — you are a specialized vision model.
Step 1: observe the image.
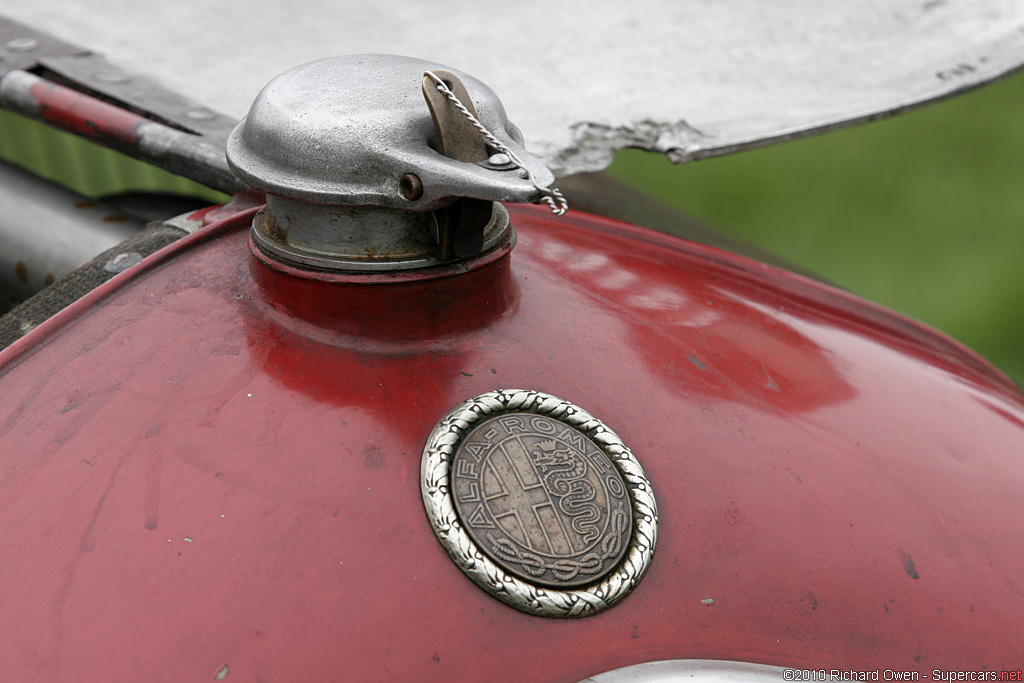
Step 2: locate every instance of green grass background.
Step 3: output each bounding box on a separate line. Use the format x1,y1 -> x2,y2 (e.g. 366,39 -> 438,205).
609,69 -> 1024,382
0,109 -> 226,203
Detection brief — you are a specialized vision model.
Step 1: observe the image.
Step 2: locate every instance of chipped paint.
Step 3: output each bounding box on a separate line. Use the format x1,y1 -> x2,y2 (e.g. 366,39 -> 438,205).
546,119 -> 712,176
900,549 -> 921,580
27,78 -> 144,151
5,2 -> 1024,177
686,355 -> 707,371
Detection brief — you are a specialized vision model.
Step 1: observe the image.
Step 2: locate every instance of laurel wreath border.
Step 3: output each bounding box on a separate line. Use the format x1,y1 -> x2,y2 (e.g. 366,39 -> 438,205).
420,389 -> 658,618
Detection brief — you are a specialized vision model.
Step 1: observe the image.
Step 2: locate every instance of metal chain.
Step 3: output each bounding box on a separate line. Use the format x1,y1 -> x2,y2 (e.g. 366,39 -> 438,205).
424,71 -> 568,216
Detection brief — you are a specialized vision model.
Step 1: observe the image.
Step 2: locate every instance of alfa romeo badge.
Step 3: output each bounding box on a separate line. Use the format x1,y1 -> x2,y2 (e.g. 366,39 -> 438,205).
421,389 -> 658,618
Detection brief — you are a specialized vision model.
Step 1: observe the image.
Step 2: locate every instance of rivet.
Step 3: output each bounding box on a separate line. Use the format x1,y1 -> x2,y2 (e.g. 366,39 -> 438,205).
399,173 -> 423,201
94,72 -> 129,84
488,153 -> 511,166
5,38 -> 39,52
104,252 -> 144,274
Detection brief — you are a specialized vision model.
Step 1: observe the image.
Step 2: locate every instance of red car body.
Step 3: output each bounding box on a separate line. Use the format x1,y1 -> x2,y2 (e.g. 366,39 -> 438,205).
1,199 -> 1021,680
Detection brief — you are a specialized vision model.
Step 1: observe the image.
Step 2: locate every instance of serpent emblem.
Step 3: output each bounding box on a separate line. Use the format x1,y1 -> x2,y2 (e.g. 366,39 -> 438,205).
530,439 -> 602,545
446,412 -> 632,588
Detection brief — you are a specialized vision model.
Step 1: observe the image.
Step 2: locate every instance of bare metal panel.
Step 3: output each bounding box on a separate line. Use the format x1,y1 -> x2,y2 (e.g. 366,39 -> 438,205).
4,1 -> 1024,175
0,160 -> 142,301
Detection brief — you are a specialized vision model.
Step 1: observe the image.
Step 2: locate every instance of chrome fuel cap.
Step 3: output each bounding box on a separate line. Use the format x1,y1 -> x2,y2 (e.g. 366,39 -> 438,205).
226,54 -> 565,273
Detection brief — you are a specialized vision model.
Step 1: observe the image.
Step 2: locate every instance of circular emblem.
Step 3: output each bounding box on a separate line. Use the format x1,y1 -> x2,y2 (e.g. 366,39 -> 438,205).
421,389 -> 658,618
451,414 -> 632,588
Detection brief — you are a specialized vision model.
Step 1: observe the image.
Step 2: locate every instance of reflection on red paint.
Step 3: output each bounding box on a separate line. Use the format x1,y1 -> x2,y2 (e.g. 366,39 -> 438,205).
0,204 -> 1022,680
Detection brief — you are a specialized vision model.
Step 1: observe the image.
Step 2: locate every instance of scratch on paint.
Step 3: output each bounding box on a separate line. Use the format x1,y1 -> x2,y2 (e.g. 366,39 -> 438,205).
144,438 -> 163,530
53,437 -> 139,676
79,442 -> 138,553
215,664 -> 230,679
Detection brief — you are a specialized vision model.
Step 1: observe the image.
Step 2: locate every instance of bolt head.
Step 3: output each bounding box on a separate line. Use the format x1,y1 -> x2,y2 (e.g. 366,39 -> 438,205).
5,38 -> 39,52
95,72 -> 130,84
400,173 -> 424,201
